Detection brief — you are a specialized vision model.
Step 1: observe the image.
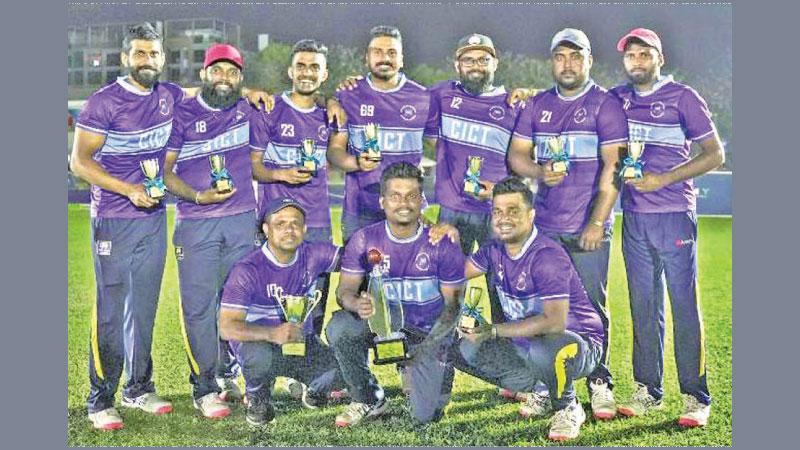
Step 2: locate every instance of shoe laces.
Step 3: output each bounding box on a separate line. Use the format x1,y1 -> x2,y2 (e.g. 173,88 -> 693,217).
591,382 -> 613,402
552,405 -> 579,428
525,391 -> 549,408
631,383 -> 655,405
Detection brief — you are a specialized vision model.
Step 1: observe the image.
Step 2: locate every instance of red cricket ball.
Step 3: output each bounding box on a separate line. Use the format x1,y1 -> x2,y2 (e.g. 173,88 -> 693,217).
367,248 -> 382,266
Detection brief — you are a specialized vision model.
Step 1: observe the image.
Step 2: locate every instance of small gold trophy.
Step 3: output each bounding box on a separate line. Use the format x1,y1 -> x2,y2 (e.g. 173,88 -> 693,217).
621,141 -> 645,179
139,158 -> 166,200
547,136 -> 570,174
209,154 -> 233,193
459,286 -> 485,330
362,123 -> 382,162
463,156 -> 485,196
298,138 -> 319,175
278,289 -> 323,357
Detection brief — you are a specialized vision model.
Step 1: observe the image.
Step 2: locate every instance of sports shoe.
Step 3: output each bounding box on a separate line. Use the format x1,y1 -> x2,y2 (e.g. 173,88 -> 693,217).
121,393 -> 173,415
589,379 -> 617,420
548,400 -> 586,441
287,379 -> 327,410
499,387 -> 530,402
217,377 -> 243,403
617,383 -> 663,417
193,392 -> 232,419
519,391 -> 553,419
246,400 -> 276,426
334,398 -> 388,427
678,394 -> 711,427
88,407 -> 124,430
329,389 -> 349,401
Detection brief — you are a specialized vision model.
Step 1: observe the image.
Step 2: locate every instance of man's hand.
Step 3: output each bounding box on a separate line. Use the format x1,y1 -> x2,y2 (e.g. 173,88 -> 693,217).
625,171 -> 667,192
458,323 -> 492,345
244,89 -> 275,112
276,168 -> 313,185
354,291 -> 375,319
428,222 -> 459,245
475,180 -> 495,201
578,222 -> 605,252
541,163 -> 567,187
357,153 -> 380,172
126,184 -> 159,208
336,75 -> 363,91
507,88 -> 539,107
272,322 -> 303,345
326,98 -> 348,129
196,187 -> 237,205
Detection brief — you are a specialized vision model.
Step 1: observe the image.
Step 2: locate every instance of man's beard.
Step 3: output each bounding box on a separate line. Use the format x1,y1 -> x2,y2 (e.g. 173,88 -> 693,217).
201,82 -> 241,109
370,63 -> 396,81
460,70 -> 494,95
130,66 -> 161,89
626,66 -> 656,85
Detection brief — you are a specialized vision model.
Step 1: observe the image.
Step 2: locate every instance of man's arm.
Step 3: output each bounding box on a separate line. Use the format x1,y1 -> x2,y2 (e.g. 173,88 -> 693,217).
412,282 -> 464,358
326,132 -> 379,173
219,308 -> 301,344
69,127 -> 156,208
465,259 -> 487,281
507,136 -> 542,180
422,137 -> 437,161
163,151 -> 236,205
495,299 -> 568,338
182,86 -> 275,111
335,272 -> 375,318
250,150 -> 312,184
579,142 -> 625,251
627,135 -> 725,192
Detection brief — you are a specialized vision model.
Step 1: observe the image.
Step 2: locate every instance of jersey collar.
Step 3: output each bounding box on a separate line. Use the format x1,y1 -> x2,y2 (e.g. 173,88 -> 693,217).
455,81 -> 507,97
556,78 -> 595,101
366,72 -> 407,93
384,220 -> 423,244
507,225 -> 538,261
633,74 -> 674,97
281,91 -> 318,113
261,241 -> 298,267
116,76 -> 153,96
196,93 -> 221,112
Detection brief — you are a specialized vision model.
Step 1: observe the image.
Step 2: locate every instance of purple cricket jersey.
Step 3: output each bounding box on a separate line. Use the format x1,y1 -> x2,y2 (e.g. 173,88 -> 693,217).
250,93 -> 333,227
611,75 -> 717,213
76,77 -> 184,218
429,81 -> 522,214
341,221 -> 466,333
220,241 -> 341,335
166,96 -> 257,219
334,74 -> 436,218
470,226 -> 605,349
513,81 -> 628,233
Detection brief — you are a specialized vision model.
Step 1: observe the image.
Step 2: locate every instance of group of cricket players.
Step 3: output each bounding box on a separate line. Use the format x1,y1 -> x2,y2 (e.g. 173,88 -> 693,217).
70,20 -> 725,441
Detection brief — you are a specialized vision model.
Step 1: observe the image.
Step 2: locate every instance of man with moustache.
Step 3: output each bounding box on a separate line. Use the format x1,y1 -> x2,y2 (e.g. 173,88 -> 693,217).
163,43 -> 261,418
506,28 -> 628,420
611,28 -> 724,428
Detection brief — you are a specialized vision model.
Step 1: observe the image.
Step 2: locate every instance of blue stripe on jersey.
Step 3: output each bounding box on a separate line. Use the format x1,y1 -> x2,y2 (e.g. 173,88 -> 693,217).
102,121 -> 172,154
382,276 -> 441,306
533,132 -> 599,161
262,142 -> 329,168
440,114 -> 512,155
176,123 -> 250,161
245,304 -> 283,323
628,120 -> 686,148
347,125 -> 423,155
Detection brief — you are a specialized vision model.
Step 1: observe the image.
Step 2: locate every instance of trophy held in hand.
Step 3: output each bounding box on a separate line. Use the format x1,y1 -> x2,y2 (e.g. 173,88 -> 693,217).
277,288 -> 324,357
366,248 -> 409,365
140,158 -> 166,200
209,154 -> 233,194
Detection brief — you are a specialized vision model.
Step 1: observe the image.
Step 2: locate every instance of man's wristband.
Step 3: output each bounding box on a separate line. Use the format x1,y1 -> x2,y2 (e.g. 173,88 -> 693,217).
490,324 -> 498,339
589,219 -> 604,228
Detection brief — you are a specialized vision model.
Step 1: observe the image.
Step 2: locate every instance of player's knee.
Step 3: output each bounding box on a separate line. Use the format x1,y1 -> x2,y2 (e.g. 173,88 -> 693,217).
325,310 -> 362,345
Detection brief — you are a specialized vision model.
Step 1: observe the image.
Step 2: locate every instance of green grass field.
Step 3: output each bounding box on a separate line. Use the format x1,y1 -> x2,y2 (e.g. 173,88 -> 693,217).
67,204 -> 731,446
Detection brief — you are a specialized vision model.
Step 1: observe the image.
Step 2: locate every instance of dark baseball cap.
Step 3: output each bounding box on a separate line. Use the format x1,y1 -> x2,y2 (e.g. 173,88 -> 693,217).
203,43 -> 244,69
456,33 -> 497,58
261,197 -> 306,223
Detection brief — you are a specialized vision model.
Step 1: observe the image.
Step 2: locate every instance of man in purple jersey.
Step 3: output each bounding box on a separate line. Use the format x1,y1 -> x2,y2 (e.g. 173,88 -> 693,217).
219,198 -> 345,426
163,43 -> 261,419
70,23 -> 180,430
327,26 -> 437,243
611,28 -> 724,428
327,162 -> 466,427
507,28 -> 628,420
450,177 -> 604,441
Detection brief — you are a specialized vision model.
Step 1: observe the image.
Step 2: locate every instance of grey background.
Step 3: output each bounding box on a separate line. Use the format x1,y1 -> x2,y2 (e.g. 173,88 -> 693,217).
0,0 -> 784,449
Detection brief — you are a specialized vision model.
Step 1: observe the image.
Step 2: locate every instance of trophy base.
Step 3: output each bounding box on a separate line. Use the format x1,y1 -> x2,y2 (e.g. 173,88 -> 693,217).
146,187 -> 165,200
463,181 -> 483,195
371,336 -> 409,365
622,167 -> 641,179
459,316 -> 478,329
551,161 -> 568,173
366,151 -> 382,163
214,179 -> 233,194
282,342 -> 306,357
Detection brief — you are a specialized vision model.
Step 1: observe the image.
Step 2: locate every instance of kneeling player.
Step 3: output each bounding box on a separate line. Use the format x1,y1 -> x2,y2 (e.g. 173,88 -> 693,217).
327,162 -> 466,426
451,177 -> 605,441
219,198 -> 344,426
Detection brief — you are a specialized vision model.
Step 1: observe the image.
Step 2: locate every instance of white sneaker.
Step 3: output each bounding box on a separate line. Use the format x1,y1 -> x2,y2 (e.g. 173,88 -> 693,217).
217,377 -> 243,403
589,379 -> 617,420
121,393 -> 173,415
193,392 -> 232,419
519,391 -> 553,419
617,383 -> 663,417
334,398 -> 388,427
88,407 -> 124,430
678,394 -> 711,427
287,378 -> 305,400
548,400 -> 586,441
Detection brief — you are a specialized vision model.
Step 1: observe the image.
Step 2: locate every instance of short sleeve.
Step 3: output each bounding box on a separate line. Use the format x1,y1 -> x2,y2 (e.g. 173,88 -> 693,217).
165,109 -> 185,153
437,238 -> 466,285
249,110 -> 270,152
424,90 -> 441,138
531,247 -> 572,302
76,93 -> 112,135
468,243 -> 492,274
340,229 -> 367,274
511,97 -> 535,141
162,82 -> 185,103
310,242 -> 342,275
679,87 -> 716,142
597,94 -> 629,145
220,263 -> 256,311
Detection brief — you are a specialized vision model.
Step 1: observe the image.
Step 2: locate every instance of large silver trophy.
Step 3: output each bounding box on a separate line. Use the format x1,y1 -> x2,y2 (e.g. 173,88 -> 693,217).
366,248 -> 409,365
276,288 -> 324,357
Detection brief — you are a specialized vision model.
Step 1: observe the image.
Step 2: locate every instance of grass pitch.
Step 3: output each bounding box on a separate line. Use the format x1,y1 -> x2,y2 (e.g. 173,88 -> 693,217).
67,204 -> 731,446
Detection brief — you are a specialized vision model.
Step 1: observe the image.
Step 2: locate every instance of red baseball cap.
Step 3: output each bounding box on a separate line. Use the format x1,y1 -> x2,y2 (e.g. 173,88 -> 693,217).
203,43 -> 244,69
616,28 -> 662,54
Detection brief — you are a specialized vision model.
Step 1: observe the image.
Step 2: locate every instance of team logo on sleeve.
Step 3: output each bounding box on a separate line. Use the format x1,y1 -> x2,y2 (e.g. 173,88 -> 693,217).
650,101 -> 666,118
159,98 -> 170,116
400,104 -> 417,121
573,107 -> 587,124
414,252 -> 431,271
489,105 -> 506,121
317,124 -> 329,141
96,240 -> 112,256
